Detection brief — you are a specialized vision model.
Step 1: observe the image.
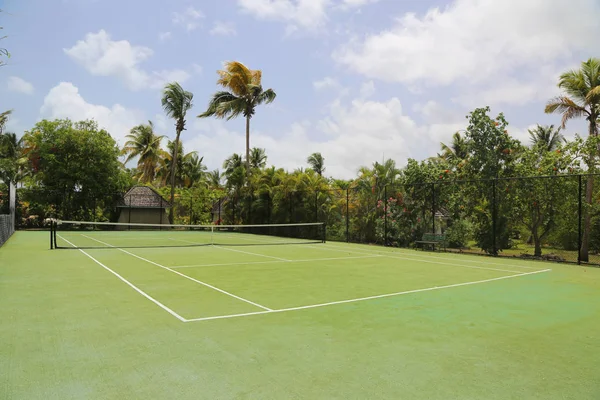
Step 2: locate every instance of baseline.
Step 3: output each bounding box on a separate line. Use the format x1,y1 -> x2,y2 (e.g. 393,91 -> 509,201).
185,268 -> 552,322
57,234 -> 186,322
81,234 -> 272,312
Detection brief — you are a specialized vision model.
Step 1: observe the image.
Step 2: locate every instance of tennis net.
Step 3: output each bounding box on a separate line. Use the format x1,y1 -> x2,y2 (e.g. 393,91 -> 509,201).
51,220 -> 326,249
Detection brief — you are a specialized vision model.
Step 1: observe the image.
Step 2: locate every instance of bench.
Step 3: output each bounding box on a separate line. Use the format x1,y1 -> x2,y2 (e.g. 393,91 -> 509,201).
415,233 -> 446,251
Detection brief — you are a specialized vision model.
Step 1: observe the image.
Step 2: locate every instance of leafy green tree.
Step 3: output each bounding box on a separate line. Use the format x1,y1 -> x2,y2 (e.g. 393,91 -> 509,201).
161,82 -> 194,223
462,107 -> 522,254
307,152 -> 325,176
511,146 -> 576,257
545,58 -> 600,262
121,121 -> 165,184
20,119 -> 128,220
198,61 -> 276,177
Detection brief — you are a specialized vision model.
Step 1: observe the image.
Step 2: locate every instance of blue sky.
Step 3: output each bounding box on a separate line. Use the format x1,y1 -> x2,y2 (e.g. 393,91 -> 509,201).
2,0 -> 600,178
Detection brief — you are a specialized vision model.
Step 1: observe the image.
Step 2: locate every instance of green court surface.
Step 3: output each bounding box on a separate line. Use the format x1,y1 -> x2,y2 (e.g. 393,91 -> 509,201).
1,231 -> 599,399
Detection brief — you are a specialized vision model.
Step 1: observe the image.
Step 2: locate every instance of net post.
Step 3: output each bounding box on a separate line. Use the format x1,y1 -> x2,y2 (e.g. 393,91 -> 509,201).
53,220 -> 57,247
322,222 -> 327,243
578,174 -> 582,265
50,220 -> 54,249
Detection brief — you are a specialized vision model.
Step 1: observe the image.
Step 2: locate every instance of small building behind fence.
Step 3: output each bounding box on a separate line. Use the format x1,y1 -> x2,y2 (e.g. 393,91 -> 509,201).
117,186 -> 170,225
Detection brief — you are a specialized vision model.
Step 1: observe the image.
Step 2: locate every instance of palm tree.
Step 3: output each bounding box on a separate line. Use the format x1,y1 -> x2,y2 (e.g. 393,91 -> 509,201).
307,152 -> 325,176
545,57 -> 600,262
223,153 -> 244,177
121,121 -> 165,183
207,169 -> 223,190
198,61 -> 276,177
182,153 -> 206,188
161,82 -> 193,223
439,132 -> 468,167
249,147 -> 267,169
528,125 -> 564,152
157,140 -> 197,187
0,109 -> 12,134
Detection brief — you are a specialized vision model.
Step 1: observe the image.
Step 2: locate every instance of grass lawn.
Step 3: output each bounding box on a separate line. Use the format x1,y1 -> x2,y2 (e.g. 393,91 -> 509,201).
1,230 -> 599,399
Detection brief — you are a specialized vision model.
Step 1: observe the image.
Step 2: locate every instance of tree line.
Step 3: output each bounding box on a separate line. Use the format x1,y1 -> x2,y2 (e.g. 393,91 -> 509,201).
1,58 -> 599,262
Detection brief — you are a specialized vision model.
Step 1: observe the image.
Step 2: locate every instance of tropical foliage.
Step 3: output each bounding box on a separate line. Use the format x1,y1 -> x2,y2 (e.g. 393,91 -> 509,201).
2,59 -> 600,264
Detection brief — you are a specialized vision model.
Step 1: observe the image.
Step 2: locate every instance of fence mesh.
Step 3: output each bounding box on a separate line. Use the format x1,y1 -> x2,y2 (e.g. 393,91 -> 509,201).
0,182 -> 15,247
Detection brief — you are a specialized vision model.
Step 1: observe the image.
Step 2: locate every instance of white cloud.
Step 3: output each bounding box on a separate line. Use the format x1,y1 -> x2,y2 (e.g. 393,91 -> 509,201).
313,77 -> 340,90
238,0 -> 330,33
64,30 -> 190,91
172,7 -> 204,31
210,21 -> 237,36
338,0 -> 379,10
7,76 -> 34,95
158,31 -> 172,42
334,0 -> 600,87
359,80 -> 375,98
192,64 -> 203,74
40,82 -> 144,145
187,96 -> 424,178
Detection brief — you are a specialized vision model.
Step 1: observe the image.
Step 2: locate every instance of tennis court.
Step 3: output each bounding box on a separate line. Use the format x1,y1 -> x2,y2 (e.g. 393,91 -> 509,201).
1,226 -> 599,399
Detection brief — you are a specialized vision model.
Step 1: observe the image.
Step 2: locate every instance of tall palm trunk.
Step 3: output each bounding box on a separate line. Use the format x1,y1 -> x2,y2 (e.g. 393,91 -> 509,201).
169,129 -> 182,224
245,115 -> 250,179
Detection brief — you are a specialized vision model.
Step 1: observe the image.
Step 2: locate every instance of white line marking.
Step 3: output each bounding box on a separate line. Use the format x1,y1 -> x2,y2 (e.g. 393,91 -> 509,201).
213,245 -> 291,261
306,244 -> 527,274
170,255 -> 382,269
57,234 -> 186,322
167,237 -> 291,261
324,242 -> 546,270
185,268 -> 552,322
81,234 -> 272,312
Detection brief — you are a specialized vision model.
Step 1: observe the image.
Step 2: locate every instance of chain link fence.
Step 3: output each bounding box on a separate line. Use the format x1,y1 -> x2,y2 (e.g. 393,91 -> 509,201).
9,175 -> 600,265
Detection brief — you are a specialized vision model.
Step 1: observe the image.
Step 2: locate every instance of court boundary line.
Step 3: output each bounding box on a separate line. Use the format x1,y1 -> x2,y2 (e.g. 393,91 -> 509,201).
306,244 -> 529,274
184,268 -> 552,322
323,243 -> 546,270
57,234 -> 187,322
81,234 -> 272,312
170,255 -> 382,269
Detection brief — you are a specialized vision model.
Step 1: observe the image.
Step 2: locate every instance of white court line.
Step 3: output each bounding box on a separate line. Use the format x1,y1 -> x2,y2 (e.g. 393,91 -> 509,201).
324,242 -> 545,270
185,268 -> 552,322
170,255 -> 382,269
57,234 -> 186,322
168,237 -> 290,262
305,244 -> 527,274
81,234 -> 272,312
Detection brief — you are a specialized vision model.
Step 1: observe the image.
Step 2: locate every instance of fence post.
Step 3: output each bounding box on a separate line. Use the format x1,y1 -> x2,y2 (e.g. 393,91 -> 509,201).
492,179 -> 497,256
218,197 -> 221,223
578,174 -> 582,265
384,185 -> 388,246
189,195 -> 193,225
431,183 -> 436,235
346,188 -> 349,243
314,191 -> 318,222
